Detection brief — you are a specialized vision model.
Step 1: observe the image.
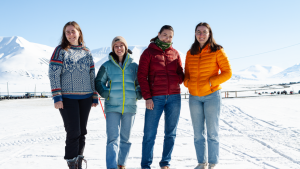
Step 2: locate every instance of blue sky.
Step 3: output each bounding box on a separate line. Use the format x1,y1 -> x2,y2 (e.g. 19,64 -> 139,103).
1,0 -> 300,72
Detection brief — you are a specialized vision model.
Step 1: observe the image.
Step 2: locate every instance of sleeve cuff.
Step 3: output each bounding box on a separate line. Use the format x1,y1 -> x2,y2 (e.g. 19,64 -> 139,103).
53,95 -> 63,103
93,94 -> 99,103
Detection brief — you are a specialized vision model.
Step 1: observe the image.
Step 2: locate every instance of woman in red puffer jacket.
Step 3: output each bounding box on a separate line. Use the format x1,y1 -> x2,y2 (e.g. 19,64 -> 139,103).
137,25 -> 184,169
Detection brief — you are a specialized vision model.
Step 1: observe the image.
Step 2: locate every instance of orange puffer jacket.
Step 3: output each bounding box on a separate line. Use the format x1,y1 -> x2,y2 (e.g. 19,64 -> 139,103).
184,45 -> 232,97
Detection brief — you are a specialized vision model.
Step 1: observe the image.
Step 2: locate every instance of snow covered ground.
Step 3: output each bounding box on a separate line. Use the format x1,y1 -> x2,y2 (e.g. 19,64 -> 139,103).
1,95 -> 300,169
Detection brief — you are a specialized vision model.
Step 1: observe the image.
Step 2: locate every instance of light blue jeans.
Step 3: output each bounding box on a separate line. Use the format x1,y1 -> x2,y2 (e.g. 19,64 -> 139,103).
189,90 -> 221,164
106,112 -> 135,169
141,94 -> 181,169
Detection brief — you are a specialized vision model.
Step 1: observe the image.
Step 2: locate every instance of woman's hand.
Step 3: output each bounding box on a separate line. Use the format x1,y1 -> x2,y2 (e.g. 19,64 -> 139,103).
146,99 -> 154,110
92,103 -> 98,107
54,101 -> 63,109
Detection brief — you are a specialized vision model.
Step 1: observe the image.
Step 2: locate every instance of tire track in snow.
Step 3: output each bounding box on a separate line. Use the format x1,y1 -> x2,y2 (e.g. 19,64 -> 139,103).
221,104 -> 300,167
226,105 -> 300,152
0,146 -> 32,166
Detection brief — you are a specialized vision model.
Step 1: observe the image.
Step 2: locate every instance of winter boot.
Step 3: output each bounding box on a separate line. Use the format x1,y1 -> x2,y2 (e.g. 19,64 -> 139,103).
118,165 -> 126,169
194,163 -> 208,169
77,155 -> 87,169
208,164 -> 216,169
66,157 -> 78,169
161,166 -> 170,169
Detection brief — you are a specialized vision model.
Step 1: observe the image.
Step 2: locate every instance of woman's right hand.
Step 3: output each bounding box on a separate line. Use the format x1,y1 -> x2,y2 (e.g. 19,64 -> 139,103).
146,99 -> 154,110
54,101 -> 63,109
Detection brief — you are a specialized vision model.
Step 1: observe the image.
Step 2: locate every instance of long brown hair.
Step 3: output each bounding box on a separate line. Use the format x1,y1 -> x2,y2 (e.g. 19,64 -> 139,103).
150,25 -> 174,42
190,22 -> 222,55
60,21 -> 85,50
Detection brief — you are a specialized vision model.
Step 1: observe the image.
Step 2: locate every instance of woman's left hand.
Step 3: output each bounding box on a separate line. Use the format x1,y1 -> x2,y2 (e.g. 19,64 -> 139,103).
92,103 -> 98,107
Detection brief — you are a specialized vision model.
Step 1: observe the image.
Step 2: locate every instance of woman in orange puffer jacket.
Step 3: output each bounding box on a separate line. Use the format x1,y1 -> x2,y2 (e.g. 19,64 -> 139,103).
184,22 -> 232,169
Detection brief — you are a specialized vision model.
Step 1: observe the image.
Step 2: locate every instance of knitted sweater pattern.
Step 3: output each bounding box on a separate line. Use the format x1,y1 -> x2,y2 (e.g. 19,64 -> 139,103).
49,45 -> 98,103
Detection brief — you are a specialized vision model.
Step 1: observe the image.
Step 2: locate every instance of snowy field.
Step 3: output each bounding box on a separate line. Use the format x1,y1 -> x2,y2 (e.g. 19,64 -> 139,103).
1,95 -> 300,169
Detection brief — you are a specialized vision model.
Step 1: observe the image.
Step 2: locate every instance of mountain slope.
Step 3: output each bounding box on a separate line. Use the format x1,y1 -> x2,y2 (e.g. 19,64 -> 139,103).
234,65 -> 283,80
270,63 -> 300,81
0,36 -> 54,82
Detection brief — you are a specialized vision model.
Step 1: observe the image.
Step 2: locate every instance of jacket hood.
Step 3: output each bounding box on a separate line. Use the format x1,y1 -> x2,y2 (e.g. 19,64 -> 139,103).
109,53 -> 133,69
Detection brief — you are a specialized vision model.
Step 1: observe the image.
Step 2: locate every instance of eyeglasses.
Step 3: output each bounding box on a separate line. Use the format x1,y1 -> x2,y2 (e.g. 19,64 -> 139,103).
195,31 -> 208,35
65,30 -> 77,35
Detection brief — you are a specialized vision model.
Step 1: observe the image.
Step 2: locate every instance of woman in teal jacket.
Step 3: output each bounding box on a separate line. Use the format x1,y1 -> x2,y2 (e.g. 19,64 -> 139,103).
95,36 -> 142,169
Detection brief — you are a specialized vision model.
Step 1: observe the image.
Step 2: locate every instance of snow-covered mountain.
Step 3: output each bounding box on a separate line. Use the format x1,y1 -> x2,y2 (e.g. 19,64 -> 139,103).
91,46 -> 148,69
233,65 -> 284,80
270,63 -> 300,81
91,46 -> 186,70
0,36 -> 186,82
0,36 -> 54,83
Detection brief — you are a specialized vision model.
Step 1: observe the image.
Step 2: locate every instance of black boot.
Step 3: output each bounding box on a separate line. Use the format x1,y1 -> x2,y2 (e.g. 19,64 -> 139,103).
77,155 -> 87,169
66,157 -> 78,169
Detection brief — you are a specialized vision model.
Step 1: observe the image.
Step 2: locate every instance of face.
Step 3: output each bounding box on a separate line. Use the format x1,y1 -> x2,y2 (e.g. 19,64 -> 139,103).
158,29 -> 173,43
195,26 -> 210,46
65,25 -> 80,45
113,41 -> 126,58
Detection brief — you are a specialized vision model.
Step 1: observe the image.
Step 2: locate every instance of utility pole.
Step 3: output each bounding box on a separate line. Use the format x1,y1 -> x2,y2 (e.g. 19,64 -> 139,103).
34,84 -> 36,98
7,82 -> 9,99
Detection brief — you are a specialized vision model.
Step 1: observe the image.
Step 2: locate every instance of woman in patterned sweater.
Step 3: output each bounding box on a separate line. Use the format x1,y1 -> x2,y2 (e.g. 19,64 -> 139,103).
49,21 -> 98,169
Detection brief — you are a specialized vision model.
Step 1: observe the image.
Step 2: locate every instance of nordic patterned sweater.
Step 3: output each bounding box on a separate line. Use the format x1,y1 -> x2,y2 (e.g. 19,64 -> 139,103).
49,45 -> 98,103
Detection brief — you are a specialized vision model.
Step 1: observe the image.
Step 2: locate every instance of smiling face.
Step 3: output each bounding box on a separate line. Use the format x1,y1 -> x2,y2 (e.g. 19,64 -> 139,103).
158,29 -> 174,43
113,41 -> 126,58
195,26 -> 210,47
65,25 -> 80,46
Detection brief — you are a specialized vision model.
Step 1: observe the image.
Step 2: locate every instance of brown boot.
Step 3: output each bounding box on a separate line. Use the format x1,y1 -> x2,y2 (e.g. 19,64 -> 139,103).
161,166 -> 170,169
118,165 -> 126,169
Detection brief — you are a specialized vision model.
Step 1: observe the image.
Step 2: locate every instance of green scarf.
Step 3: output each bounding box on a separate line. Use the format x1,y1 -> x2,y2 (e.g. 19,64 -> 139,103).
155,38 -> 172,51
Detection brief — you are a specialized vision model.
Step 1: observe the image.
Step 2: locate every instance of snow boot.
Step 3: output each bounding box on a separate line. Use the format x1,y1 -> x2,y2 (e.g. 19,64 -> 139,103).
118,165 -> 126,169
66,157 -> 78,169
77,155 -> 87,169
194,163 -> 208,169
208,164 -> 216,169
161,166 -> 170,169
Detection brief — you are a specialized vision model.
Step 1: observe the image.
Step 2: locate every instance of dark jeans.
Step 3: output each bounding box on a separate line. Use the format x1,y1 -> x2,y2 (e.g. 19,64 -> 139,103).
59,96 -> 93,159
141,94 -> 181,168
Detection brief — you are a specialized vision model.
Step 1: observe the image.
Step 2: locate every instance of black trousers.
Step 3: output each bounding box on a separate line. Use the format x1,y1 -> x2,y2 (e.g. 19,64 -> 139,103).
59,96 -> 93,159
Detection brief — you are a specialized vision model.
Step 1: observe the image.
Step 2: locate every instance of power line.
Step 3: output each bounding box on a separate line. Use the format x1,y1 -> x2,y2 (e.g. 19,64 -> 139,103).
231,43 -> 300,60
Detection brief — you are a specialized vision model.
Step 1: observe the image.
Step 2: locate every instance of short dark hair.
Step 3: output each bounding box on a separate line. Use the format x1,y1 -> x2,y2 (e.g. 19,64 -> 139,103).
150,25 -> 174,42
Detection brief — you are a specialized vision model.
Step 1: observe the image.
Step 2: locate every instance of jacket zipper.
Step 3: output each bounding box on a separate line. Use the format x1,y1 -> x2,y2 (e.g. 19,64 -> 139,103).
163,51 -> 170,95
111,55 -> 129,115
197,54 -> 201,96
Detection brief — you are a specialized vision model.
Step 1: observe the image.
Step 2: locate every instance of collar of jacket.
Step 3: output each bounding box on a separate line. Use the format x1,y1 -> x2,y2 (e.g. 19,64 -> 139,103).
199,44 -> 211,53
148,42 -> 174,52
109,53 -> 133,69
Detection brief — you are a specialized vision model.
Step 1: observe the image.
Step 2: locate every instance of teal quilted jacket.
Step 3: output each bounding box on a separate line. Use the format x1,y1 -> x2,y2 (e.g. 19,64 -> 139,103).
95,53 -> 142,114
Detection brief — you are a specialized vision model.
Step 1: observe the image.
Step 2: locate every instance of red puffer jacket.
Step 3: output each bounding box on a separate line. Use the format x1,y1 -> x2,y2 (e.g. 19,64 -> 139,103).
137,43 -> 184,100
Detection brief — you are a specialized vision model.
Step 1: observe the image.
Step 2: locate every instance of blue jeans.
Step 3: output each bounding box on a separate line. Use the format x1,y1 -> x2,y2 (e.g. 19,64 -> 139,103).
141,94 -> 181,169
189,90 -> 221,164
106,112 -> 135,169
